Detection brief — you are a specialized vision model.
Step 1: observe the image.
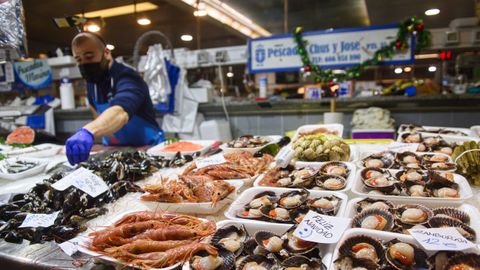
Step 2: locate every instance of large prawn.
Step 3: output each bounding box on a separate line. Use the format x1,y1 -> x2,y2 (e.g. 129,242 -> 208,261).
113,211 -> 197,226
103,239 -> 193,257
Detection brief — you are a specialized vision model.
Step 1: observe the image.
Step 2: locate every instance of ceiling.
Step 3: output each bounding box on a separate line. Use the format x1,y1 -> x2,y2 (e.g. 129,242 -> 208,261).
23,0 -> 477,57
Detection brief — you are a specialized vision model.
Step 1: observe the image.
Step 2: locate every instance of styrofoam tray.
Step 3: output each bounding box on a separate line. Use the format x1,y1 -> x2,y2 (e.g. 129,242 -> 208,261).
0,157 -> 47,180
354,151 -> 453,169
397,131 -> 480,144
220,135 -> 282,154
224,187 -> 348,224
344,197 -> 480,244
5,143 -> 62,158
398,125 -> 478,137
351,169 -> 473,205
329,228 -> 479,270
77,211 -> 211,270
215,219 -> 334,268
140,180 -> 243,214
147,140 -> 216,158
293,124 -> 344,140
253,161 -> 356,193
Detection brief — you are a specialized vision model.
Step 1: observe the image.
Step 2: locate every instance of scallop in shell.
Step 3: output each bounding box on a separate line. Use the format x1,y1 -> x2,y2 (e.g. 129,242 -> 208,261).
421,153 -> 449,163
320,161 -> 349,177
361,168 -> 387,180
395,204 -> 433,226
361,152 -> 395,169
362,175 -> 397,193
396,152 -> 421,167
289,205 -> 310,224
427,171 -> 458,189
211,224 -> 247,256
253,231 -> 284,253
443,253 -> 480,270
352,208 -> 395,231
277,189 -> 309,209
282,255 -> 325,270
427,251 -> 459,270
395,170 -> 425,184
290,168 -> 317,188
237,254 -> 275,270
259,205 -> 291,223
432,187 -> 460,198
334,256 -> 379,270
402,133 -> 422,143
338,235 -> 384,264
405,182 -> 429,197
246,191 -> 277,209
306,195 -> 341,216
316,174 -> 347,190
284,229 -> 317,255
355,198 -> 394,213
428,216 -> 476,241
190,245 -> 235,270
432,207 -> 470,224
236,208 -> 265,220
384,239 -> 428,270
426,162 -> 457,171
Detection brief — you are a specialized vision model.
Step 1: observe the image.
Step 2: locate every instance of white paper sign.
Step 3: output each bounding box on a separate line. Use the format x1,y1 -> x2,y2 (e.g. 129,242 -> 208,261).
58,239 -> 79,256
196,153 -> 227,169
0,193 -> 12,205
52,167 -> 108,197
409,227 -> 476,251
19,211 -> 60,228
387,142 -> 419,153
275,147 -> 295,168
293,210 -> 351,244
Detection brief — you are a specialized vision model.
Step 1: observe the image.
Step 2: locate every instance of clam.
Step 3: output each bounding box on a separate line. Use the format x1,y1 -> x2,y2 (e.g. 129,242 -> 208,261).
338,235 -> 384,264
306,195 -> 341,216
316,174 -> 347,190
254,231 -> 284,253
432,207 -> 470,224
237,255 -> 275,270
282,255 -> 324,270
443,253 -> 480,270
260,205 -> 291,223
277,189 -> 309,209
190,245 -> 235,270
402,133 -> 422,143
284,229 -> 317,254
320,161 -> 349,177
384,239 -> 427,269
352,208 -> 395,231
362,152 -> 395,169
428,216 -> 476,241
432,187 -> 460,198
355,198 -> 394,213
360,168 -> 386,180
247,191 -> 277,209
395,204 -> 433,226
211,225 -> 247,256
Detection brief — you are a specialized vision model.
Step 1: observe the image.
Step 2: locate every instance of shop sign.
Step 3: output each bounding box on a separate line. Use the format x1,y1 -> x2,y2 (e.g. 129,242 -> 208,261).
248,24 -> 414,73
13,58 -> 52,89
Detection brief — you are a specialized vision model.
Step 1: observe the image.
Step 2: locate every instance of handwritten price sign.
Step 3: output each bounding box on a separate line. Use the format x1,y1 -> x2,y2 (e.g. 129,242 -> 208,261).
409,227 -> 476,251
293,210 -> 351,244
196,153 -> 227,169
52,167 -> 108,198
19,211 -> 60,228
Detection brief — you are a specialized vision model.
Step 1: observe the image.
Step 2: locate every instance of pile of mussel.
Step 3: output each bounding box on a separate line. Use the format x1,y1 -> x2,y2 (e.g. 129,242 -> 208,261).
258,161 -> 350,191
83,151 -> 194,184
236,189 -> 342,224
0,162 -> 142,244
189,224 -> 326,270
400,133 -> 455,155
351,198 -> 476,241
334,234 -> 479,270
360,151 -> 456,171
360,167 -> 460,198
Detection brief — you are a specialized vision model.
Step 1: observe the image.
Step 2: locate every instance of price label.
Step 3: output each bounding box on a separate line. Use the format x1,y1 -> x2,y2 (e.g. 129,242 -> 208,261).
275,147 -> 295,168
58,239 -> 79,256
409,227 -> 476,251
196,153 -> 227,169
52,167 -> 108,198
19,211 -> 60,228
387,142 -> 419,153
0,193 -> 12,205
293,210 -> 351,244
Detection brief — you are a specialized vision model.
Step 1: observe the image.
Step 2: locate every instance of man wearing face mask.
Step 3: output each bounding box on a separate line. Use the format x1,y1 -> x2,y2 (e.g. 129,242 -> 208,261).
65,32 -> 164,165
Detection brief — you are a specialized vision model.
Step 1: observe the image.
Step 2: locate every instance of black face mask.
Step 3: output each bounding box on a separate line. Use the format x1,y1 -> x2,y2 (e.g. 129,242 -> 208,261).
78,56 -> 109,83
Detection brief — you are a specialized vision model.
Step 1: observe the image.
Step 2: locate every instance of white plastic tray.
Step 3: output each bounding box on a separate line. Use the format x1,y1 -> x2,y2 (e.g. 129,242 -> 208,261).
215,219 -> 334,268
292,124 -> 344,140
224,187 -> 348,224
398,125 -> 477,137
397,131 -> 480,144
219,135 -> 282,154
5,143 -> 62,158
140,180 -> 244,214
0,157 -> 48,180
330,228 -> 479,270
147,140 -> 216,158
354,151 -> 453,169
344,197 -> 480,244
253,161 -> 356,193
350,169 -> 473,205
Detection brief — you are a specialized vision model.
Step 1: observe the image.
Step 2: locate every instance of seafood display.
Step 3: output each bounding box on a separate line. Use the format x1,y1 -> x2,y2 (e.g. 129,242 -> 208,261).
0,159 -> 39,174
297,126 -> 341,137
234,189 -> 343,223
398,124 -> 472,137
226,135 -> 272,148
257,161 -> 351,191
334,232 -> 479,270
0,171 -> 141,244
359,168 -> 462,198
189,223 -> 327,270
141,175 -> 235,206
351,198 -> 476,240
399,132 -> 460,155
160,141 -> 204,153
86,211 -> 217,269
359,151 -> 456,171
293,134 -> 350,162
183,151 -> 273,180
452,141 -> 480,186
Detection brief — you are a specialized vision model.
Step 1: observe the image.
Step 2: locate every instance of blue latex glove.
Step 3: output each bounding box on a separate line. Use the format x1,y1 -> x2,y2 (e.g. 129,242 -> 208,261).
66,128 -> 94,165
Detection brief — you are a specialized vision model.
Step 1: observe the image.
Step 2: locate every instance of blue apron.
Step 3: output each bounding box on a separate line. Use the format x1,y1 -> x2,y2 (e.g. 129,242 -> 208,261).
93,80 -> 164,146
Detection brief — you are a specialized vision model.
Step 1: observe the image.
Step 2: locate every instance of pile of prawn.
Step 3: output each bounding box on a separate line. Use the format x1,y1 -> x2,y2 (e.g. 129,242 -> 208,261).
141,175 -> 235,206
88,211 -> 217,269
182,151 -> 274,180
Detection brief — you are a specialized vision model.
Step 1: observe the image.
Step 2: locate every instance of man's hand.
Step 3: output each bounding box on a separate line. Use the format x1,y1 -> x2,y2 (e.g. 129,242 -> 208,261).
66,128 -> 94,165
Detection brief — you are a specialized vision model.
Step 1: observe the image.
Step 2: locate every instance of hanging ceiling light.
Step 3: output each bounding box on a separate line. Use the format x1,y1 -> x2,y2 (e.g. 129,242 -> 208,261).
394,67 -> 403,74
194,1 -> 207,16
425,8 -> 440,16
181,34 -> 193,41
226,66 -> 233,77
428,66 -> 437,72
85,22 -> 100,32
106,44 -> 115,50
404,66 -> 412,72
134,0 -> 151,25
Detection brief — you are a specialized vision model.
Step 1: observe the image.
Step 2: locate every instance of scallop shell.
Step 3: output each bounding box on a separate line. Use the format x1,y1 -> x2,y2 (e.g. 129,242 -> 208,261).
395,170 -> 426,184
427,171 -> 458,189
362,175 -> 397,193
361,167 -> 387,180
428,216 -> 476,241
245,191 -> 277,209
190,245 -> 235,270
425,162 -> 457,171
338,235 -> 385,264
421,153 -> 450,163
253,231 -> 284,253
432,207 -> 470,224
395,204 -> 434,226
404,181 -> 430,197
305,195 -> 341,216
282,255 -> 325,270
334,256 -> 379,270
259,205 -> 292,223
396,151 -> 422,166
352,208 -> 395,231
236,254 -> 275,270
355,198 -> 394,213
289,168 -> 318,188
283,229 -> 317,255
401,132 -> 423,144
236,208 -> 265,220
315,174 -> 347,190
427,251 -> 459,270
361,152 -> 396,169
277,189 -> 309,209
443,253 -> 480,270
211,224 -> 247,256
384,239 -> 428,270
289,205 -> 310,224
320,161 -> 349,177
